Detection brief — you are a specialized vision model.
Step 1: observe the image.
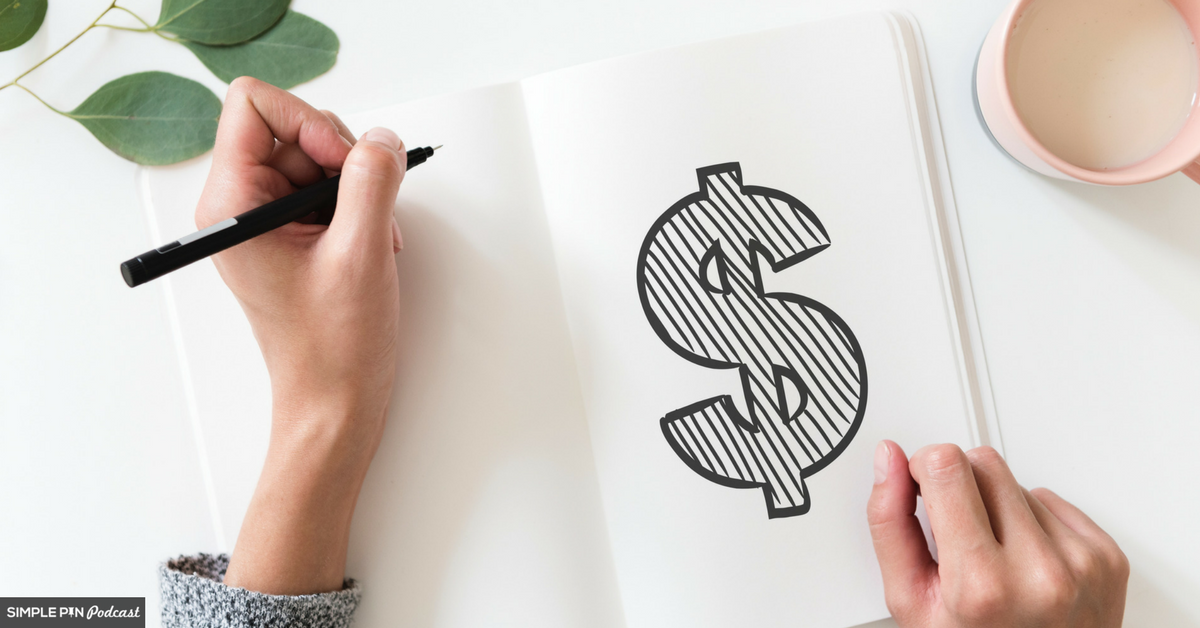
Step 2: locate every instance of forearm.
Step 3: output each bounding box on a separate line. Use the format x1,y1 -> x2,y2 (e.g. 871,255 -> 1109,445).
224,400 -> 384,595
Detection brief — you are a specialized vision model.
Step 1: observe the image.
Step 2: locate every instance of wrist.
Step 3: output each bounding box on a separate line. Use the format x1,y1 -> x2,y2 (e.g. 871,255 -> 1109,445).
271,382 -> 389,447
225,397 -> 385,595
225,426 -> 371,594
263,391 -> 389,503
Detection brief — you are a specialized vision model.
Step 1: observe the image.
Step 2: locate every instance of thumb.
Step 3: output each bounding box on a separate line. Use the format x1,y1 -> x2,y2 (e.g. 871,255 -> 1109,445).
867,440 -> 937,622
328,127 -> 406,250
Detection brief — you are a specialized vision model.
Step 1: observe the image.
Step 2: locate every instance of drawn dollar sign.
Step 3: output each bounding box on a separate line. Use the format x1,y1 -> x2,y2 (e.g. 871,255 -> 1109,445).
637,163 -> 867,518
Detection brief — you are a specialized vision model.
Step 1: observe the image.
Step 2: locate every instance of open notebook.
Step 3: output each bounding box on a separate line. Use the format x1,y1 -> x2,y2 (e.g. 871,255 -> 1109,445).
139,11 -> 999,628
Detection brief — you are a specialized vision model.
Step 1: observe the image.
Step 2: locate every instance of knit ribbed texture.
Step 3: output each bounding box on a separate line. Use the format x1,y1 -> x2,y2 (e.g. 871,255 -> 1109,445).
158,554 -> 361,628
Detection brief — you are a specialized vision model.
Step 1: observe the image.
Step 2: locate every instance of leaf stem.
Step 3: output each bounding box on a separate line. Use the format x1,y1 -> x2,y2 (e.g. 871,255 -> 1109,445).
12,83 -> 71,117
95,24 -> 152,33
110,4 -> 153,29
0,1 -> 118,92
107,5 -> 179,42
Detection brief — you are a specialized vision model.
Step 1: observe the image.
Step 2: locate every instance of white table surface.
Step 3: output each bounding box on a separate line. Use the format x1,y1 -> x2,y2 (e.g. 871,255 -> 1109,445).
2,1 -> 1197,626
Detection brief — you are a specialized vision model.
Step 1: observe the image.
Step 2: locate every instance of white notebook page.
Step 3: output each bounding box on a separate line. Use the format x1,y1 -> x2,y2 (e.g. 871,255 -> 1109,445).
523,12 -> 976,628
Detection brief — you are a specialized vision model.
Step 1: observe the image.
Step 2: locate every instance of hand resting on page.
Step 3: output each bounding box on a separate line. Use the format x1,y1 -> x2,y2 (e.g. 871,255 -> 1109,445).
868,441 -> 1129,627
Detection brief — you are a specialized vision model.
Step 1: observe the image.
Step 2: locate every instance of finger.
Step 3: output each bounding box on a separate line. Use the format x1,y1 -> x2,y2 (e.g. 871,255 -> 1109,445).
909,444 -> 998,560
1030,488 -> 1128,583
200,78 -> 352,227
265,141 -> 325,188
319,110 -> 357,180
867,440 -> 937,621
328,127 -> 406,249
1022,487 -> 1077,543
321,110 -> 356,146
1029,488 -> 1111,543
215,77 -> 351,170
965,447 -> 1044,546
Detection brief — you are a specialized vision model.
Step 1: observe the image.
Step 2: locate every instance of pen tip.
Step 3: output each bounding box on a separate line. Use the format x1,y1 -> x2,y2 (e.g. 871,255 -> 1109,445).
432,145 -> 443,152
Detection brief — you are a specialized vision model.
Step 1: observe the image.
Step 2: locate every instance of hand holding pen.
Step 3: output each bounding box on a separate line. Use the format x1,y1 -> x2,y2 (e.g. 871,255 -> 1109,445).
179,77 -> 409,595
121,112 -> 438,287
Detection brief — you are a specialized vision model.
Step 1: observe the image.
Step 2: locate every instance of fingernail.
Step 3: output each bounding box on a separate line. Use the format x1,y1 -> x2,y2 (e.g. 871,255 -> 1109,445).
874,440 -> 890,485
392,217 -> 404,252
361,127 -> 400,149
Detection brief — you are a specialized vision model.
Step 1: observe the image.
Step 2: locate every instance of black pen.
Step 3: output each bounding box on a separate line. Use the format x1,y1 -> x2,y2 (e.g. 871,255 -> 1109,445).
120,145 -> 441,288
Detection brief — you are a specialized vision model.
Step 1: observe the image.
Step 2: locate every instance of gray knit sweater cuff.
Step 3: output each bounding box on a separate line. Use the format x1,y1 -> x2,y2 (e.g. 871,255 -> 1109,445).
158,554 -> 361,628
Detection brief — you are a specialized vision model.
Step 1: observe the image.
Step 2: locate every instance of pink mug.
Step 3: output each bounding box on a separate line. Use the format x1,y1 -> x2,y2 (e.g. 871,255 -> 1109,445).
974,0 -> 1200,185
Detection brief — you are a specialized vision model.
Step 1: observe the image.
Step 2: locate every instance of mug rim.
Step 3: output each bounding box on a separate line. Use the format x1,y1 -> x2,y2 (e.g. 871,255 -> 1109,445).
991,0 -> 1200,185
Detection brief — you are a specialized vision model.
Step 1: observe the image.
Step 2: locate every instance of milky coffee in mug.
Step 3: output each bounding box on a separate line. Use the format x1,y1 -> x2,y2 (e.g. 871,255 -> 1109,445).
976,0 -> 1200,185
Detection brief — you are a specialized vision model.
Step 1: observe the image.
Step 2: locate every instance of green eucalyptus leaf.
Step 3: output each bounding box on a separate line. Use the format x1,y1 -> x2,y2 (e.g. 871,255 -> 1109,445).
69,71 -> 221,165
183,11 -> 338,89
0,0 -> 47,51
155,0 -> 288,45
